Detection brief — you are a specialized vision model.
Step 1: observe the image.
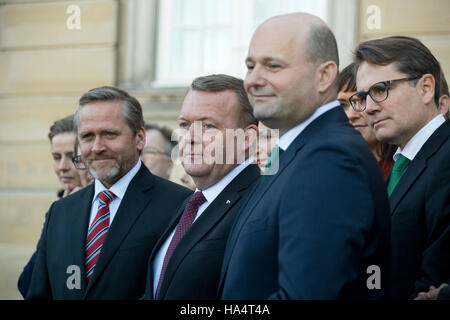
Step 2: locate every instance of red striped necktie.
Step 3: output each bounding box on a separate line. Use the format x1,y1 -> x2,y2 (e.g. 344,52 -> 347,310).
85,190 -> 117,283
155,191 -> 207,299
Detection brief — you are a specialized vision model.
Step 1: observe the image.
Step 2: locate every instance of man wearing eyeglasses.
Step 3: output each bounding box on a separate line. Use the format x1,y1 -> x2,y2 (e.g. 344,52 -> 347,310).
141,122 -> 175,180
353,36 -> 450,300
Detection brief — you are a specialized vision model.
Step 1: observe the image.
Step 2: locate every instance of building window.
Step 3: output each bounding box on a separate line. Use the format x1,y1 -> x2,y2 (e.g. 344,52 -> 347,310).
154,0 -> 328,87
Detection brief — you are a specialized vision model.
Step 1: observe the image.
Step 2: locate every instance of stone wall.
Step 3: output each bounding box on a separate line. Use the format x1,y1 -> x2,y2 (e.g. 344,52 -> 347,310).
0,0 -> 448,299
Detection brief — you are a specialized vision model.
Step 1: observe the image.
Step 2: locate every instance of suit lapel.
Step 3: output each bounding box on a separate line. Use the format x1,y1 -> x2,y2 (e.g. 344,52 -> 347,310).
158,164 -> 260,299
145,197 -> 189,299
84,166 -> 155,295
389,121 -> 449,214
219,107 -> 348,290
389,157 -> 426,214
218,147 -> 299,288
68,184 -> 94,295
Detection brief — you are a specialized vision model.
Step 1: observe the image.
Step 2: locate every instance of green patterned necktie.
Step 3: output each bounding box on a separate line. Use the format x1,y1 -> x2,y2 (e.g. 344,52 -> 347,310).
387,154 -> 411,196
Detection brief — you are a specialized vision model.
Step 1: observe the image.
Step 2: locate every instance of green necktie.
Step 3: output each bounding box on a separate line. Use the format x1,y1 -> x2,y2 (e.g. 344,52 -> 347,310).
264,145 -> 284,176
387,154 -> 411,196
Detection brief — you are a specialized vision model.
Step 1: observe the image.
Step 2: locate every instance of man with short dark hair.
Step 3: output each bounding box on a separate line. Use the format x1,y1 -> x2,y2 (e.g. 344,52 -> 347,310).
353,36 -> 450,299
141,122 -> 175,180
219,13 -> 391,299
142,74 -> 260,300
27,86 -> 192,299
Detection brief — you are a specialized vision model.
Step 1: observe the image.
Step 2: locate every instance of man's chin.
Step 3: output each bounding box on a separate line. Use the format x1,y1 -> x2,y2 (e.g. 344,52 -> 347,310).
182,164 -> 211,178
88,166 -> 121,185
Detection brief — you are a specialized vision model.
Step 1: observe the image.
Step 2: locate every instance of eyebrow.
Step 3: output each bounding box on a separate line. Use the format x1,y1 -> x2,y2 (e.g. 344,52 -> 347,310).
246,56 -> 288,65
178,117 -> 215,122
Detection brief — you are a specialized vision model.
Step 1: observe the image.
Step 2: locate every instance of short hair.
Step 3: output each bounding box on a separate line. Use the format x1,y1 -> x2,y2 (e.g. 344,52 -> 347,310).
144,122 -> 175,156
48,114 -> 75,142
307,24 -> 339,69
354,36 -> 442,107
337,63 -> 356,93
74,86 -> 144,135
191,74 -> 258,127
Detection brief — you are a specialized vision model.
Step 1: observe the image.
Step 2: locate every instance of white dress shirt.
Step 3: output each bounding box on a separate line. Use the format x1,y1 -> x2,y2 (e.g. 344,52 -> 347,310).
393,114 -> 446,162
152,157 -> 254,296
278,100 -> 341,151
88,159 -> 142,229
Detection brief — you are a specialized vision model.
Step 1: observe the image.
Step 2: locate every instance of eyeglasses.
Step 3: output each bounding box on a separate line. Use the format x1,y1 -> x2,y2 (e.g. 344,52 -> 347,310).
71,155 -> 87,170
142,147 -> 170,158
349,75 -> 421,112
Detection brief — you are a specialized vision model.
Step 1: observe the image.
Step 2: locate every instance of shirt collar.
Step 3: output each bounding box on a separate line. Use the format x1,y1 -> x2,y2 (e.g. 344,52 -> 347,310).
93,159 -> 142,203
393,114 -> 445,162
195,157 -> 255,204
278,100 -> 340,151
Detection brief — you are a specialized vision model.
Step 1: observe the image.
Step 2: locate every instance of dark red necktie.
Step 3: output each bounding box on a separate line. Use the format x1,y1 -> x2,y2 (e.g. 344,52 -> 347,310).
85,190 -> 116,283
155,191 -> 207,299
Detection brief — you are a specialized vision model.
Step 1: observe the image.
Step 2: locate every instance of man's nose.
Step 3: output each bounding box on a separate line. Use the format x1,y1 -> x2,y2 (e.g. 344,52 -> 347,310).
364,95 -> 381,115
91,136 -> 106,153
244,65 -> 267,91
185,122 -> 203,144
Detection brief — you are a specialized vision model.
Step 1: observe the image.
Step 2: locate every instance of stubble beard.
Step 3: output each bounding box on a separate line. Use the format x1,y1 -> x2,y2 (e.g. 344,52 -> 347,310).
87,162 -> 122,187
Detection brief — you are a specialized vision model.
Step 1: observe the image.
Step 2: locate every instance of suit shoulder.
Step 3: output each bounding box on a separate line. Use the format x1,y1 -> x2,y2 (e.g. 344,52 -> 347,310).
152,175 -> 193,197
51,184 -> 93,208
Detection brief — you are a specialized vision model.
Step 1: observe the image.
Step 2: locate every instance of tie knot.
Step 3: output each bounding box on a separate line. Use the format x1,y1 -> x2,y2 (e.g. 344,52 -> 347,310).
188,191 -> 207,208
98,190 -> 117,205
265,145 -> 284,170
394,154 -> 411,172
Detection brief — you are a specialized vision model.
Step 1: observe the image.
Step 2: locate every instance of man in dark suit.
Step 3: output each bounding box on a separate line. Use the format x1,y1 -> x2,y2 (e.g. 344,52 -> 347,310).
353,36 -> 450,299
218,13 -> 391,299
26,86 -> 192,299
141,74 -> 260,300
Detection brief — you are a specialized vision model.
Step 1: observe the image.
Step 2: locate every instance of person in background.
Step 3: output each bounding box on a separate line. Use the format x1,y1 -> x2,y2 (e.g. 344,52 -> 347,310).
256,122 -> 278,171
337,63 -> 395,178
48,114 -> 82,198
71,137 -> 94,189
180,171 -> 196,190
141,122 -> 175,180
17,114 -> 83,298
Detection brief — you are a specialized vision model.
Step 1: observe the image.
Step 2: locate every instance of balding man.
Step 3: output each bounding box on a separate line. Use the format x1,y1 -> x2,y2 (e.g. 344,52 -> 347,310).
218,13 -> 391,299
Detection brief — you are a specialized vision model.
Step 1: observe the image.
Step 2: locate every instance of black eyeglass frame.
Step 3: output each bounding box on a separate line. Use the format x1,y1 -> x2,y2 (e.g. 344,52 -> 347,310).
349,75 -> 422,112
71,155 -> 87,170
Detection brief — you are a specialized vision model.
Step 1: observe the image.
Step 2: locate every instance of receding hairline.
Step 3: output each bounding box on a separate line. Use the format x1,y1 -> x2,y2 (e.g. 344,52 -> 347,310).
254,13 -> 337,66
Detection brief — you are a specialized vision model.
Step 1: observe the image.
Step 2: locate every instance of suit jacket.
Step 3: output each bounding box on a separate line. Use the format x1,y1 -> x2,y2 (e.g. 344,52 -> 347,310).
142,164 -> 261,300
219,107 -> 391,299
388,120 -> 450,300
26,165 -> 192,300
18,241 -> 40,298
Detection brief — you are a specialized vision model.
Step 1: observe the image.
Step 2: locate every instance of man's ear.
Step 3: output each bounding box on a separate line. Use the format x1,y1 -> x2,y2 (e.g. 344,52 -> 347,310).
419,74 -> 436,106
316,61 -> 338,94
439,94 -> 450,119
136,127 -> 146,152
243,124 -> 259,157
